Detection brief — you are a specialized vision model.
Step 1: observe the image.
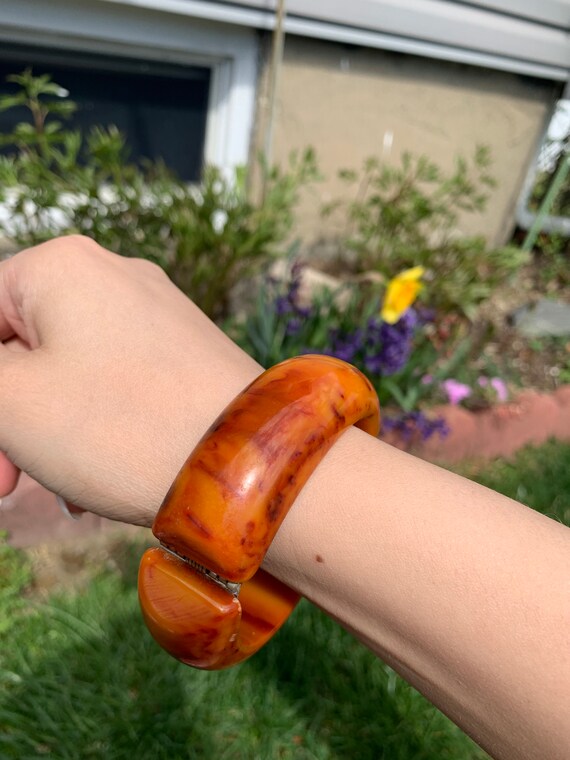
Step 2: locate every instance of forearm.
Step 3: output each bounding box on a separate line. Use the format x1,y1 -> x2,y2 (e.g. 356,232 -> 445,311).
264,428 -> 570,760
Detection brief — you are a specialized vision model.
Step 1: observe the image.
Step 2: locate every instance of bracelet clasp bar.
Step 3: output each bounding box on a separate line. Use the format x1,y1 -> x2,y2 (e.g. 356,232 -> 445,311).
160,543 -> 242,597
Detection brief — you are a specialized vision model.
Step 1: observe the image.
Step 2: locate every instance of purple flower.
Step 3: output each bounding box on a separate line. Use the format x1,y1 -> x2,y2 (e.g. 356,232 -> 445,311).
275,295 -> 293,316
374,312 -> 415,375
382,411 -> 449,441
272,263 -> 301,313
285,318 -> 303,336
296,305 -> 313,319
363,354 -> 385,374
272,261 -> 314,324
273,265 -> 423,392
333,338 -> 361,362
490,377 -> 508,403
397,308 -> 419,331
442,379 -> 471,406
415,305 -> 437,324
326,307 -> 419,378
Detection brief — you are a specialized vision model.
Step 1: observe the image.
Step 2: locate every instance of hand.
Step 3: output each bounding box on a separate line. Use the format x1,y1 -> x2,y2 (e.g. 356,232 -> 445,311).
0,236 -> 260,525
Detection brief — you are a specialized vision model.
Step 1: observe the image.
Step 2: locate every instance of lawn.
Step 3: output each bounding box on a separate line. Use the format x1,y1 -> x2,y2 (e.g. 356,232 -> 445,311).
1,440 -> 569,760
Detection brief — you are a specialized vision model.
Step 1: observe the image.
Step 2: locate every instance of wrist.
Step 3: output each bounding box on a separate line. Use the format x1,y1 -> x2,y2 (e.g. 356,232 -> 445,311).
138,356 -> 380,669
138,353 -> 262,526
262,425 -> 371,590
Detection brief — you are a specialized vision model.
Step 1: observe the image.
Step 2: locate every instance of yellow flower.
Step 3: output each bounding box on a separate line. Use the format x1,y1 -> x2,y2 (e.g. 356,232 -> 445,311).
381,266 -> 425,324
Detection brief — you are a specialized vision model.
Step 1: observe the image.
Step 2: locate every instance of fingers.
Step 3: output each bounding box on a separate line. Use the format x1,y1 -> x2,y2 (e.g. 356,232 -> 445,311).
0,344 -> 28,493
0,334 -> 82,511
0,264 -> 13,342
2,336 -> 30,352
0,235 -> 105,350
0,452 -> 20,496
0,257 -> 22,343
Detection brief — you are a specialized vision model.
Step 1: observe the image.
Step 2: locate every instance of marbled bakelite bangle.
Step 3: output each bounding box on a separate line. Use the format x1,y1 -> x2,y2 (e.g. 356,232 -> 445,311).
138,355 -> 380,670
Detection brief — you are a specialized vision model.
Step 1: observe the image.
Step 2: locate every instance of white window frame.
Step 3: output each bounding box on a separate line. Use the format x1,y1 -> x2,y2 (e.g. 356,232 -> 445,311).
0,0 -> 259,174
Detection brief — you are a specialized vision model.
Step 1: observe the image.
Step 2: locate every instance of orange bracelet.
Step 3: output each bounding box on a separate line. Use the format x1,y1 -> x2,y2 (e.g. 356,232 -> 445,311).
138,355 -> 380,670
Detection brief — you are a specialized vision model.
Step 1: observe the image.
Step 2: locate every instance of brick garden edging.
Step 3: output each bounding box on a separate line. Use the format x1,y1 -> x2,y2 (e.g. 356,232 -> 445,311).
381,385 -> 570,464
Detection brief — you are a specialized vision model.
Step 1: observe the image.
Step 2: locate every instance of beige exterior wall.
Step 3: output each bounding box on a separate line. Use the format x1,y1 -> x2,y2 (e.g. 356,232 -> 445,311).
253,35 -> 559,251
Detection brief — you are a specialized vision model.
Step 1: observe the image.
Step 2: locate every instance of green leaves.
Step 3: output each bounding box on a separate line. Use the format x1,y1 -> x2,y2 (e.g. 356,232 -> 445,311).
0,533 -> 33,636
168,151 -> 319,318
0,70 -> 319,320
328,146 -> 526,318
0,67 -> 525,326
0,93 -> 28,112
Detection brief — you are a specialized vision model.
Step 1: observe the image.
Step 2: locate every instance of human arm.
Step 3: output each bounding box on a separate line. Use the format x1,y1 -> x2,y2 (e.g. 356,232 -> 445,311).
266,429 -> 569,760
0,237 -> 568,760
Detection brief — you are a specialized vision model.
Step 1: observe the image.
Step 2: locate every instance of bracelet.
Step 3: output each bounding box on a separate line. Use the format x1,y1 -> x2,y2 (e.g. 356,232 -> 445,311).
138,355 -> 380,670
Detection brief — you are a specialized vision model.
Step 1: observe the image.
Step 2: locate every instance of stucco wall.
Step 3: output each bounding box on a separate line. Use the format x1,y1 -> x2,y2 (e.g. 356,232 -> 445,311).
253,35 -> 559,251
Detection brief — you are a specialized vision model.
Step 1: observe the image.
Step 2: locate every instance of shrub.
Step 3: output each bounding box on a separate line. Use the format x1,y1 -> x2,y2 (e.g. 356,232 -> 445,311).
323,148 -> 529,319
0,70 -> 318,318
533,232 -> 570,288
163,153 -> 319,318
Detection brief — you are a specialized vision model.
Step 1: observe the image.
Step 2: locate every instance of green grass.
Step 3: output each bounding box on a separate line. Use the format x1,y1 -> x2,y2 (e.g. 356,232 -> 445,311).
458,438 -> 570,527
2,439 -> 569,759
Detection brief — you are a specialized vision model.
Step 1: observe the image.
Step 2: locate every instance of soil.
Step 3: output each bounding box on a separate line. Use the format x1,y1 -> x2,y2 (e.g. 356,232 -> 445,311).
25,530 -> 150,598
457,253 -> 570,395
1,474 -> 149,595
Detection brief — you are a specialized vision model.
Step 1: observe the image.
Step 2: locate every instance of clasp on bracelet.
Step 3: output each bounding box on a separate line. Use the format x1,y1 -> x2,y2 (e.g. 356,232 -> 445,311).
160,543 -> 242,597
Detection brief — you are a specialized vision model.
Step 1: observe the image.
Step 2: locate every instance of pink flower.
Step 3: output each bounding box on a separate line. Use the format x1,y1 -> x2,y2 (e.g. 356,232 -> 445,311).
442,379 -> 471,406
477,376 -> 489,387
421,374 -> 433,385
490,377 -> 508,402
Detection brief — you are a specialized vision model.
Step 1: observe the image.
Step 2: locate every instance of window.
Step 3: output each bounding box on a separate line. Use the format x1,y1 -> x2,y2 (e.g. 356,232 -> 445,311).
0,45 -> 211,182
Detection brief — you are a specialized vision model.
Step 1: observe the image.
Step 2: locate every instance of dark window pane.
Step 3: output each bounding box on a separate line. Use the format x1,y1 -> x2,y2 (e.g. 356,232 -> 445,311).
0,45 -> 211,181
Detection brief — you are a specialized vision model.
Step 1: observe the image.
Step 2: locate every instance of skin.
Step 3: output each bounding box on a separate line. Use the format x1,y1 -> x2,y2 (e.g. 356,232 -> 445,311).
0,236 -> 568,760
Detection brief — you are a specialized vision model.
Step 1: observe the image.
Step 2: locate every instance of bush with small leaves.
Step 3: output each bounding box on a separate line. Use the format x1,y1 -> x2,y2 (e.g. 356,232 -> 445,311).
322,149 -> 529,319
0,70 -> 319,319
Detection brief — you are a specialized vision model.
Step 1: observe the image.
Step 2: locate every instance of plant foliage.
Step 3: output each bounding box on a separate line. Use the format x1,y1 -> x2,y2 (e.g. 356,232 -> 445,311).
0,536 -> 487,759
0,532 -> 32,636
229,262 -> 455,439
0,70 -> 318,318
323,149 -> 529,319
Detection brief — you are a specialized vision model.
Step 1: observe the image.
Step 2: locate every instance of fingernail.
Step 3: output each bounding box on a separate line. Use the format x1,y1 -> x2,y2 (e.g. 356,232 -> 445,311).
56,496 -> 83,521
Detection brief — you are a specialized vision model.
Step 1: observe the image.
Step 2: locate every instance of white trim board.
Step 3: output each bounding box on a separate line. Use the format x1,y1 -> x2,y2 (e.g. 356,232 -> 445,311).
0,0 -> 259,172
96,0 -> 570,81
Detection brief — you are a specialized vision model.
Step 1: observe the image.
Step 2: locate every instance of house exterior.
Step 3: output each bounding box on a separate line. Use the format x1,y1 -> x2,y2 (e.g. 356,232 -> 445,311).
0,0 -> 568,247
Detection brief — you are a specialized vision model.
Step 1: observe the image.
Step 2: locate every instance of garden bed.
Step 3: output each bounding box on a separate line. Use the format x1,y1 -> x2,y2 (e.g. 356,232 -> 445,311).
469,252 -> 570,393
